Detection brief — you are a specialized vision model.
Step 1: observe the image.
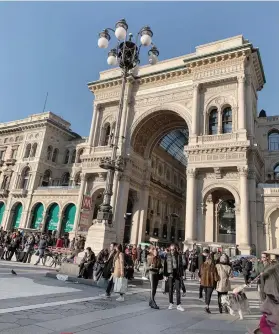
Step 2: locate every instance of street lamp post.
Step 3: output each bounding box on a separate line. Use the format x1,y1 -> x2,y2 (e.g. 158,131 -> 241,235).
96,19 -> 159,225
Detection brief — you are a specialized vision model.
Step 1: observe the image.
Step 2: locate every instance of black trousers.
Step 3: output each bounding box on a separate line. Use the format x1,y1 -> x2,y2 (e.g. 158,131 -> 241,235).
244,274 -> 250,285
22,252 -> 32,264
204,287 -> 214,306
181,278 -> 186,293
217,291 -> 228,309
199,285 -> 204,298
168,274 -> 181,305
149,273 -> 159,302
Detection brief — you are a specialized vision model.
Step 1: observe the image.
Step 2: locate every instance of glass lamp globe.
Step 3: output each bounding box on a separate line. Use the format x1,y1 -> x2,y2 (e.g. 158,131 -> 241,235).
98,37 -> 109,49
140,34 -> 152,46
107,55 -> 117,66
115,26 -> 127,40
149,53 -> 158,65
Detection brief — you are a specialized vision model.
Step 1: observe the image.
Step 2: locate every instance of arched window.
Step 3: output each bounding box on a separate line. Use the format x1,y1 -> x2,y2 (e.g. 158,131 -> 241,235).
52,148 -> 58,163
24,144 -> 31,158
222,107 -> 232,133
30,143 -> 37,157
268,131 -> 279,151
47,146 -> 53,160
209,108 -> 218,135
71,150 -> 76,164
42,170 -> 51,187
64,150 -> 70,164
21,167 -> 30,189
104,124 -> 111,146
77,149 -> 84,163
74,172 -> 81,186
274,165 -> 279,180
61,172 -> 70,186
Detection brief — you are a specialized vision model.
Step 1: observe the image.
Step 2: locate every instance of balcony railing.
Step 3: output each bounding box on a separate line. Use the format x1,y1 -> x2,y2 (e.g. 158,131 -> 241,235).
197,133 -> 238,144
37,186 -> 80,190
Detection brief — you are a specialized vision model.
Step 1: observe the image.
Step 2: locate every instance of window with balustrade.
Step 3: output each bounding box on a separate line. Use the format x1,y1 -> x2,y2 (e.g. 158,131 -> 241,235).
222,107 -> 232,134
268,131 -> 279,151
208,109 -> 218,135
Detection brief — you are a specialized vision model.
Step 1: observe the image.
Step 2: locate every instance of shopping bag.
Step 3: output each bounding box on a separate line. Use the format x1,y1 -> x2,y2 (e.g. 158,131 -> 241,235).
161,278 -> 169,294
113,277 -> 128,294
97,277 -> 108,289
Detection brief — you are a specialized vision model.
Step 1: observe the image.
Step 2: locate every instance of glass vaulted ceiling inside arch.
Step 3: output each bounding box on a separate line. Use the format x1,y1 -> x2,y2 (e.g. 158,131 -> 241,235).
159,128 -> 189,166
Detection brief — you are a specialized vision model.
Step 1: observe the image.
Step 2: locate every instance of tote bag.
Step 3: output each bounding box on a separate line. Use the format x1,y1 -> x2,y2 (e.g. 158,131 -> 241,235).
113,277 -> 128,294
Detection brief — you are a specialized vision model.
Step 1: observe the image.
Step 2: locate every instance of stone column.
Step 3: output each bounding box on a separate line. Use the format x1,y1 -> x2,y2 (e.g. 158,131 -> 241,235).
137,184 -> 150,244
57,212 -> 64,237
205,195 -> 214,242
185,168 -> 197,242
197,203 -> 206,242
91,106 -> 101,148
238,75 -> 246,131
130,191 -> 141,245
113,175 -> 130,243
88,103 -> 99,147
72,173 -> 87,233
217,109 -> 222,134
246,74 -> 255,139
191,84 -> 199,137
111,171 -> 120,212
238,166 -> 251,253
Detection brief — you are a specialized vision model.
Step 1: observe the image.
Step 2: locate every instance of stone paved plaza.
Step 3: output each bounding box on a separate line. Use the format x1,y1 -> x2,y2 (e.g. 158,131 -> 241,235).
0,261 -> 260,334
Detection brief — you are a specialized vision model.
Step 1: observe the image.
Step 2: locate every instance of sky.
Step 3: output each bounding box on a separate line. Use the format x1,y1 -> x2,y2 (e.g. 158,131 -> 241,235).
0,1 -> 278,137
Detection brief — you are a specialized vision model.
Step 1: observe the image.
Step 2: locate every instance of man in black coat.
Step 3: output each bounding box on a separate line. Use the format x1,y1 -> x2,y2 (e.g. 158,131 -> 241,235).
163,244 -> 184,311
198,248 -> 209,299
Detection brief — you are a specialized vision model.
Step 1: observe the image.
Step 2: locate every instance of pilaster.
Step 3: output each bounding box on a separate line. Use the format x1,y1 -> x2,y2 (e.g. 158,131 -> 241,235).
185,168 -> 197,242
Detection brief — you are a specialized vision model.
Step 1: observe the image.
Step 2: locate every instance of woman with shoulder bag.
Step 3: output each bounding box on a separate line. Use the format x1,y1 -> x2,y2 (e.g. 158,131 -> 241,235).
104,244 -> 126,302
216,254 -> 232,313
147,246 -> 162,309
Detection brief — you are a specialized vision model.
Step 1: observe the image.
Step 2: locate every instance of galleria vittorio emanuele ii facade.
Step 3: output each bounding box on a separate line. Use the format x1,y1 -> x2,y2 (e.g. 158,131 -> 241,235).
0,35 -> 279,256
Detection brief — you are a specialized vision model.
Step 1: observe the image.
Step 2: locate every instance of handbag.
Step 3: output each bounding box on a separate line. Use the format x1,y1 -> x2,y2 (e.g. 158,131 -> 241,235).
35,250 -> 39,256
161,278 -> 169,294
97,277 -> 108,289
113,277 -> 128,294
157,268 -> 164,281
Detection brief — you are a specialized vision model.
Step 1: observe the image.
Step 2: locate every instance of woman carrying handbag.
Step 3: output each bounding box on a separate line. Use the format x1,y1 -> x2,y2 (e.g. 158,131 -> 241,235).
147,246 -> 162,309
106,244 -> 127,302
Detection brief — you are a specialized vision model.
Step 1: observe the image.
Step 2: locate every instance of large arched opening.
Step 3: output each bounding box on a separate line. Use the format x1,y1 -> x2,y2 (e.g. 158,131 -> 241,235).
30,203 -> 44,229
269,208 -> 279,249
203,187 -> 237,245
45,203 -> 60,233
130,108 -> 189,245
11,202 -> 23,229
61,203 -> 76,234
0,202 -> 5,226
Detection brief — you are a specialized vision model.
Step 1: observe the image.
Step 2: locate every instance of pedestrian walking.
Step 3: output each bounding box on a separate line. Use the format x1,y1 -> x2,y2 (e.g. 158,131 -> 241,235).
198,248 -> 209,299
141,245 -> 149,280
147,246 -> 162,309
164,243 -> 185,312
199,254 -> 219,314
216,254 -> 232,313
34,235 -> 47,265
22,234 -> 35,263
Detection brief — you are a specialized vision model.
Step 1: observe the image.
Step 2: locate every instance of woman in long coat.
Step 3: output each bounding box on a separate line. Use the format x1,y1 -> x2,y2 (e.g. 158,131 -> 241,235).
199,255 -> 219,313
216,254 -> 232,313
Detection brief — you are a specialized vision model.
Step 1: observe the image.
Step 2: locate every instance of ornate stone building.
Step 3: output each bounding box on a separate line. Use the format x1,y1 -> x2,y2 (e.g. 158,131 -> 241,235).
1,35 -> 279,255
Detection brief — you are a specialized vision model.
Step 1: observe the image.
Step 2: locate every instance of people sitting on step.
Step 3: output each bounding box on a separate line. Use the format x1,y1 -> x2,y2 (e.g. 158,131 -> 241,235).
78,247 -> 96,279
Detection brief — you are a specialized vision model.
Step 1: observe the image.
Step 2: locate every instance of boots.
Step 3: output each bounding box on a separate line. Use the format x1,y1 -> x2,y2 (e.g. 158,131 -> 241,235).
149,299 -> 159,309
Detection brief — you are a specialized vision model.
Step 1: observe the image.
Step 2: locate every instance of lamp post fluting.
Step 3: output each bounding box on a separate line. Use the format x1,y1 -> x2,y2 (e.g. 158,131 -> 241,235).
96,19 -> 159,225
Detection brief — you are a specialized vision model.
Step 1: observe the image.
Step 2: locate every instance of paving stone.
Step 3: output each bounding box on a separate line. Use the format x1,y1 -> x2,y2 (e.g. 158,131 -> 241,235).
0,324 -> 53,334
0,322 -> 19,331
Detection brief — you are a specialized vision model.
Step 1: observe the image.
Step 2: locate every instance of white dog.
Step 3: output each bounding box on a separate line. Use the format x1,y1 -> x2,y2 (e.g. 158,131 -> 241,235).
221,284 -> 251,320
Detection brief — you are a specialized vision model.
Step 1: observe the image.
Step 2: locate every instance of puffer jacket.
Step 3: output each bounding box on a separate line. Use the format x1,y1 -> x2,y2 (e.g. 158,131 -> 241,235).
216,263 -> 232,292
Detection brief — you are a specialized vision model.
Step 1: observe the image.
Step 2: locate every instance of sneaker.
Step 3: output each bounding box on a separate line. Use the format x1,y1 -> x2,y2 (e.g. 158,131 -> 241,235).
182,293 -> 186,297
168,303 -> 174,310
116,296 -> 124,302
142,276 -> 148,281
177,305 -> 184,312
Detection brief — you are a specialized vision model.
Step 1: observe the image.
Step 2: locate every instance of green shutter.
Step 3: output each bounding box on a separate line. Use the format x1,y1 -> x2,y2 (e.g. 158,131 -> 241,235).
13,203 -> 23,229
31,203 -> 44,229
0,202 -> 5,225
62,204 -> 76,233
46,204 -> 59,231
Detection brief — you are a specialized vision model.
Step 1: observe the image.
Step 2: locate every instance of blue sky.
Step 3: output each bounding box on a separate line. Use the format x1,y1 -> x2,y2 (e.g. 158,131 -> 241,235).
0,2 -> 278,136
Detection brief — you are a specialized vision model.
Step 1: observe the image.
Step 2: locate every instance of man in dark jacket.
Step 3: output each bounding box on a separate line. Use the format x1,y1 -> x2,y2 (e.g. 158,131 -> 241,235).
78,247 -> 96,279
34,235 -> 47,265
163,244 -> 184,311
102,243 -> 117,297
7,231 -> 21,261
242,258 -> 253,284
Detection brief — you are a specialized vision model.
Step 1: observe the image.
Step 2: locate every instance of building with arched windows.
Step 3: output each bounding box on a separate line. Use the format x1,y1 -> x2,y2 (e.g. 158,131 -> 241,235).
0,35 -> 279,255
